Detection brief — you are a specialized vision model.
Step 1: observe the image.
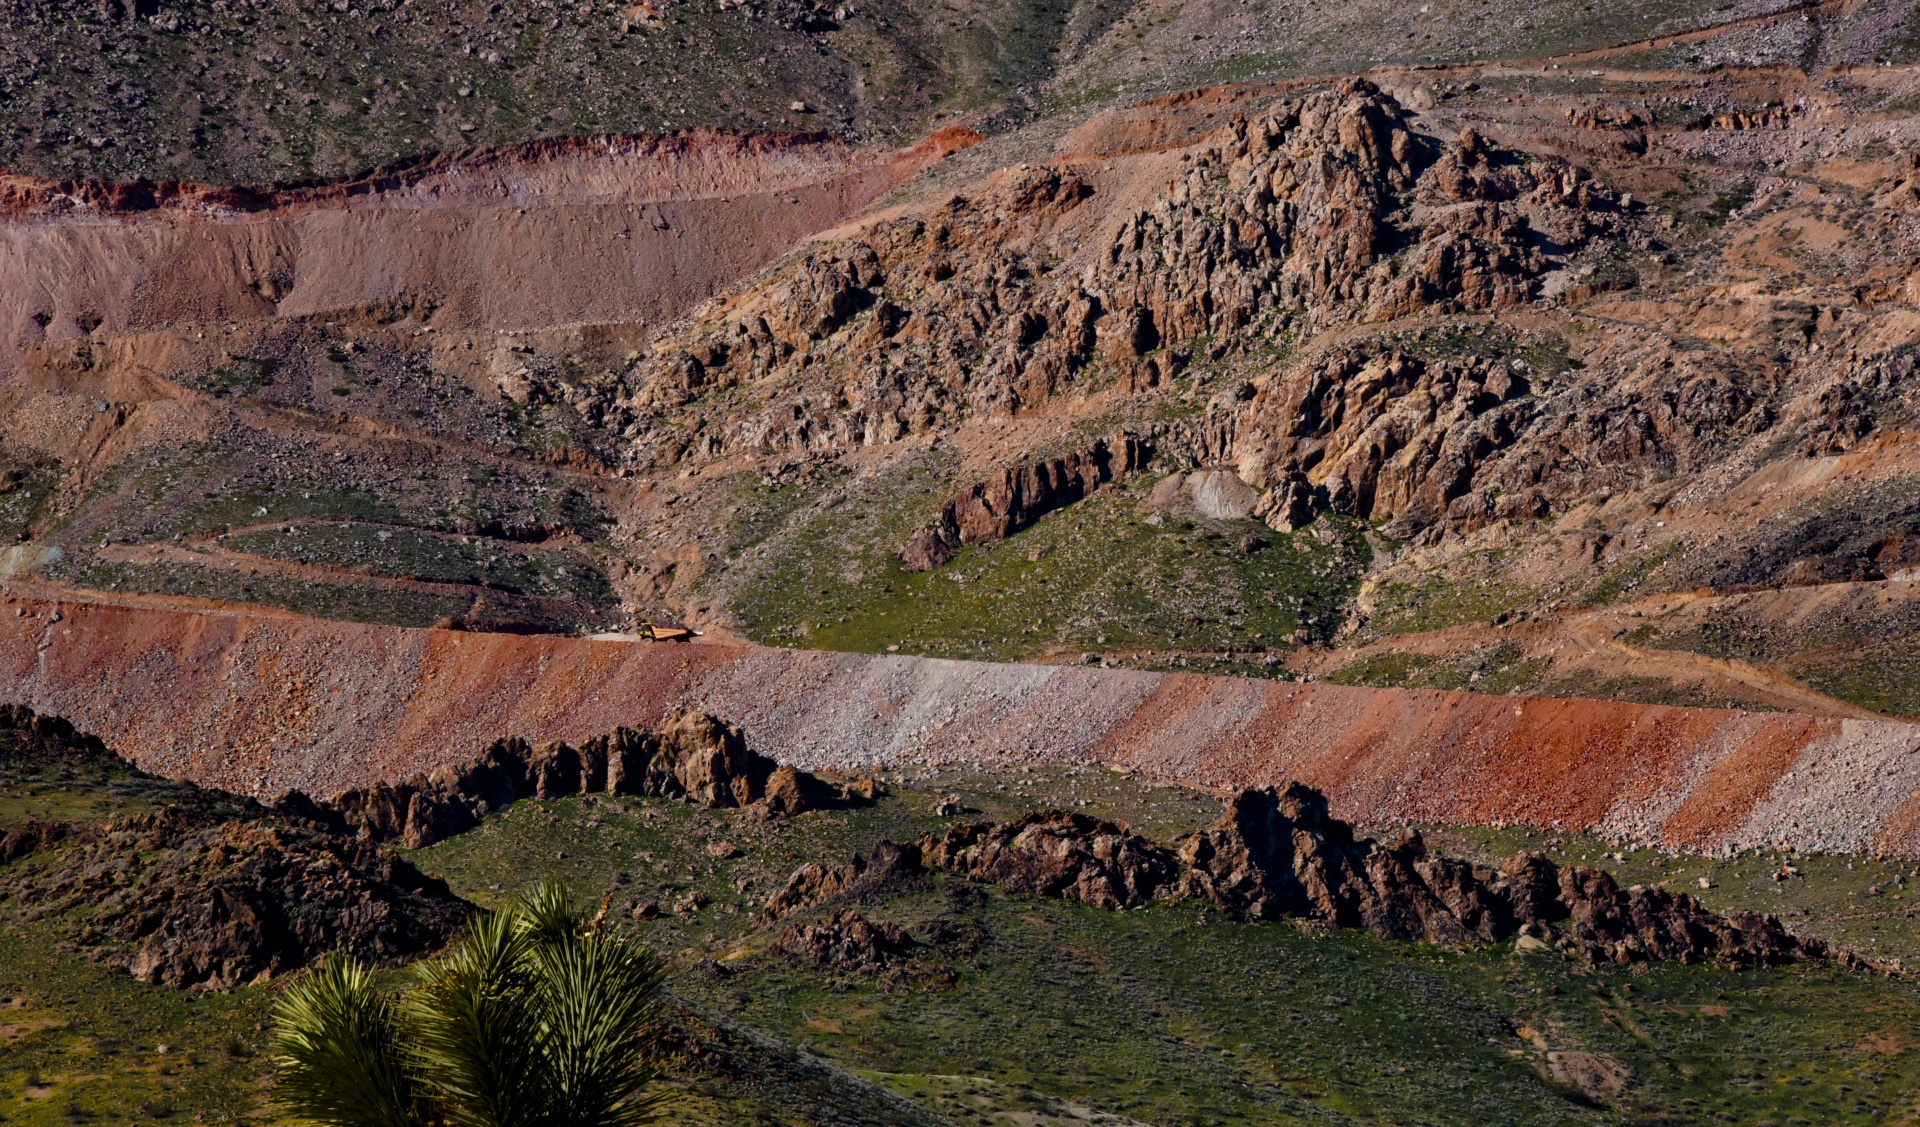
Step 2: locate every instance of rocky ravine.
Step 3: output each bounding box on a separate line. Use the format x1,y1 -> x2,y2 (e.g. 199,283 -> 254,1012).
762,780 -> 1826,970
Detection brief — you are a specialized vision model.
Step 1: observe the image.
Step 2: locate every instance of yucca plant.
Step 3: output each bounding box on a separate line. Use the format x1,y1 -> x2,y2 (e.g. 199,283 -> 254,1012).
271,883 -> 667,1127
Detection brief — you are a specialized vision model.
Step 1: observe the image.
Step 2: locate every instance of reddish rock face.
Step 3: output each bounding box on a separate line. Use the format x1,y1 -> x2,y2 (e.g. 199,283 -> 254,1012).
11,596 -> 1920,858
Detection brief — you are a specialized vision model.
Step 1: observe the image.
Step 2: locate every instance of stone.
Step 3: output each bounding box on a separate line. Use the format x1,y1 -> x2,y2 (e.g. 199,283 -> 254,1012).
759,840 -> 927,921
771,780 -> 1826,970
770,909 -> 916,970
305,711 -> 864,848
919,812 -> 1183,911
0,809 -> 468,991
1187,468 -> 1260,519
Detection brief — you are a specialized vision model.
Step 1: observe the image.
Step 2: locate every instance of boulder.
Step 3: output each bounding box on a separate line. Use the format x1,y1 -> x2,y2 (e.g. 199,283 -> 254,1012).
770,909 -> 917,971
919,811 -> 1183,911
1186,468 -> 1260,520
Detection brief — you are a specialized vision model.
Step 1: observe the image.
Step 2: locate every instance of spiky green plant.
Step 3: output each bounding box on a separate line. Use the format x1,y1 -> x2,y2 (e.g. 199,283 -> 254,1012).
270,956 -> 425,1127
271,883 -> 667,1127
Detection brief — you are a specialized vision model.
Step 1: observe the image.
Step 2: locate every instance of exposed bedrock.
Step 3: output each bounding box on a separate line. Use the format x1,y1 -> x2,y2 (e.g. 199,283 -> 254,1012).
9,596 -> 1920,855
760,781 -> 1822,969
294,708 -> 867,848
0,705 -> 470,991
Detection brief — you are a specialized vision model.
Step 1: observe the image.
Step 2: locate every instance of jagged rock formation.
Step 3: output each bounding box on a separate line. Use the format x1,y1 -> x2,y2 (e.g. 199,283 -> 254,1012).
1232,342 -> 1547,535
758,840 -> 929,922
764,782 -> 1823,968
1174,785 -> 1813,967
770,909 -> 918,970
290,709 -> 863,848
607,81 -> 1608,472
0,706 -> 468,990
901,432 -> 1149,569
5,809 -> 469,990
919,811 -> 1183,911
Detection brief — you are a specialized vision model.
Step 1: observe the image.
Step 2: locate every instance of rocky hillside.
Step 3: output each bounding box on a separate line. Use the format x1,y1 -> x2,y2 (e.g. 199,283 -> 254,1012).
5,3 -> 1920,731
0,706 -> 470,990
5,0 -> 1913,186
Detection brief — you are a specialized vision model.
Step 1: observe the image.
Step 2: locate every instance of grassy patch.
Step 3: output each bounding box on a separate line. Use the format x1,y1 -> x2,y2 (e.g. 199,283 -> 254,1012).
1328,641 -> 1542,693
0,922 -> 277,1127
1584,540 -> 1686,606
727,470 -> 1368,661
1370,570 -> 1529,635
407,769 -> 1920,1127
68,558 -> 491,628
193,356 -> 280,400
14,753 -> 1920,1124
0,451 -> 62,544
1792,646 -> 1920,721
218,523 -> 618,607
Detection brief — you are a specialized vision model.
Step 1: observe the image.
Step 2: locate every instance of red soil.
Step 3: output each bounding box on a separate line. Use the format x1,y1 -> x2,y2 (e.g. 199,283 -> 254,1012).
9,595 -> 1920,854
0,129 -> 974,384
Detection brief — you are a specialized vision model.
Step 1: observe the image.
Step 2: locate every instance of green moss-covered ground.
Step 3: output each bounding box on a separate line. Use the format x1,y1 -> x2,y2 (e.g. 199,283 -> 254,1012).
16,743 -> 1920,1124
722,464 -> 1370,663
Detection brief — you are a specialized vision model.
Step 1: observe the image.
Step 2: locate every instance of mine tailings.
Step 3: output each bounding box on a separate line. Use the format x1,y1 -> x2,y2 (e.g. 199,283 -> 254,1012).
8,595 -> 1920,856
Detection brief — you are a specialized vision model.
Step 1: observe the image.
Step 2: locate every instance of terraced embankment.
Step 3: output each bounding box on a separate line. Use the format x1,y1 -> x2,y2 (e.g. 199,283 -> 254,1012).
9,593 -> 1920,855
0,128 -> 976,384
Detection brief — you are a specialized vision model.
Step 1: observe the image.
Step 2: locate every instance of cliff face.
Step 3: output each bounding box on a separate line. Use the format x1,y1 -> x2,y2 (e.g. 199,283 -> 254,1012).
8,595 -> 1920,857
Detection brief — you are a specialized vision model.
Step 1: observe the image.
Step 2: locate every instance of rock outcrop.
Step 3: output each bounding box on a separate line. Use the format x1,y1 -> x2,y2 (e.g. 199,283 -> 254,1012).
770,909 -> 918,971
291,709 -> 863,848
919,811 -> 1183,911
0,706 -> 469,990
764,782 -> 1824,969
1175,784 -> 1813,967
758,840 -> 928,922
603,81 -> 1606,471
901,432 -> 1150,569
7,810 -> 470,990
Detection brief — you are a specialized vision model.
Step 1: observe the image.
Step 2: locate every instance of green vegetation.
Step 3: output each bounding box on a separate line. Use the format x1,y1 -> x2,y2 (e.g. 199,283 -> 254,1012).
13,748 -> 1920,1124
272,885 -> 666,1127
725,467 -> 1368,662
219,524 -> 618,608
1398,326 -> 1581,379
0,451 -> 61,544
69,557 -> 493,627
1585,540 -> 1686,606
411,767 -> 1920,1126
1370,568 -> 1530,635
196,356 -> 280,400
1328,641 -> 1543,694
1795,647 -> 1920,721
